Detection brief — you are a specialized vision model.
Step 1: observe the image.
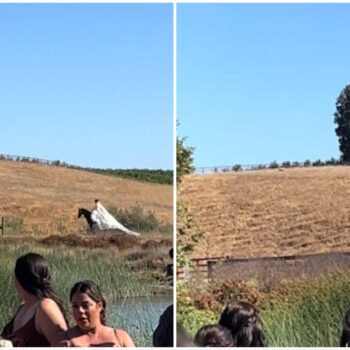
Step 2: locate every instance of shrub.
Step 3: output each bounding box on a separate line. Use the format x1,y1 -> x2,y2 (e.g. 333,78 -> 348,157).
269,161 -> 279,169
108,205 -> 172,233
232,164 -> 242,172
3,216 -> 23,234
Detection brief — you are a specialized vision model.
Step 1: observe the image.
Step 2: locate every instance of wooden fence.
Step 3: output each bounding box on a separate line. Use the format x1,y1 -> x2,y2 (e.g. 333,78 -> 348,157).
177,251 -> 350,282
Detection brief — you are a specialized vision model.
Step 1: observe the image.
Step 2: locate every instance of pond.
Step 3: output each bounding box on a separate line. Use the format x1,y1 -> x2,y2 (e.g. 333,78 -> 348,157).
109,295 -> 173,347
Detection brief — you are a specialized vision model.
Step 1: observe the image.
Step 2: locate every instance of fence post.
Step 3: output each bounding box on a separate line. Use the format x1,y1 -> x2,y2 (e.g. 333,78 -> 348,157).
0,216 -> 4,235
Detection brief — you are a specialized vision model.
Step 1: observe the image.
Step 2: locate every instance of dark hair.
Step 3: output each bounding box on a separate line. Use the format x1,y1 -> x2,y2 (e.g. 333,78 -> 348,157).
194,324 -> 234,347
219,301 -> 265,347
94,199 -> 99,203
340,309 -> 350,346
152,304 -> 173,347
176,324 -> 195,347
70,280 -> 107,325
15,252 -> 67,321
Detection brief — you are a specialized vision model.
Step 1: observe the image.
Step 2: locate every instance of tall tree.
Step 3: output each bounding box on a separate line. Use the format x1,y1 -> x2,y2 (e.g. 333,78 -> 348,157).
334,85 -> 350,162
176,136 -> 194,183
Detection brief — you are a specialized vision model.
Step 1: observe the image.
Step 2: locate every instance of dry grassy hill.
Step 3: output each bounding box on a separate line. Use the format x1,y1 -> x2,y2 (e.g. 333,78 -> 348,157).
0,160 -> 172,234
180,166 -> 350,259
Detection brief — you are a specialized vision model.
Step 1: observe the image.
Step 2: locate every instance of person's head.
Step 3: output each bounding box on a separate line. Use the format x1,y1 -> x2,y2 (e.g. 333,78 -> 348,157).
194,324 -> 234,347
219,301 -> 265,347
176,324 -> 195,347
15,253 -> 51,296
70,280 -> 107,330
94,199 -> 99,204
14,253 -> 67,319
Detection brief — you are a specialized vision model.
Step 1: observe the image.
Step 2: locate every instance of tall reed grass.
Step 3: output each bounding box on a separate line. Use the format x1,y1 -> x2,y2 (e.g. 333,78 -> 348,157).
0,243 -> 165,346
178,271 -> 350,346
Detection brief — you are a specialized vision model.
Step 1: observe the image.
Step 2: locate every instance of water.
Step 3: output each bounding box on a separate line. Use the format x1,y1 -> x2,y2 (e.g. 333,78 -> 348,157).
109,295 -> 173,346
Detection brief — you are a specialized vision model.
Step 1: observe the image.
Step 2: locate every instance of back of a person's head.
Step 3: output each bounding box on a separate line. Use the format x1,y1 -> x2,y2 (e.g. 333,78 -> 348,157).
15,252 -> 67,322
219,301 -> 265,347
194,324 -> 234,347
177,324 -> 196,347
153,305 -> 173,347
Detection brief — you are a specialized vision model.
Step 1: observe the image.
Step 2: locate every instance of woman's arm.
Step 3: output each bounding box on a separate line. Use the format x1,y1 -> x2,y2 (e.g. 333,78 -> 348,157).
35,299 -> 68,346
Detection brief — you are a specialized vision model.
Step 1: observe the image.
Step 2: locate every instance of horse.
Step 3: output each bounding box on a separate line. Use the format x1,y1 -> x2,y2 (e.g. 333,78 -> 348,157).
77,208 -> 95,230
77,208 -> 140,236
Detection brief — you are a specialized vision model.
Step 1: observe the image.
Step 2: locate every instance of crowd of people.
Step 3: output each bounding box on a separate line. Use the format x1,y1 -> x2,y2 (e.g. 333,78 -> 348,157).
177,301 -> 265,347
178,300 -> 350,347
1,252 -> 173,347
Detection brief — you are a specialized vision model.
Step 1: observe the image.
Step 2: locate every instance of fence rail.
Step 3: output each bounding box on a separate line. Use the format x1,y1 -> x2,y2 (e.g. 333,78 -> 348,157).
194,159 -> 347,175
177,251 -> 350,281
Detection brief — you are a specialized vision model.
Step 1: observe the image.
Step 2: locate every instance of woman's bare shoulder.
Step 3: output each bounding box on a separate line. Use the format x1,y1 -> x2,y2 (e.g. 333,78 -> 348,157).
114,329 -> 135,347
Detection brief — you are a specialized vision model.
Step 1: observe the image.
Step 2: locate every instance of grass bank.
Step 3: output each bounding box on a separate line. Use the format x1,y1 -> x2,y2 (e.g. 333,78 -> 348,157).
0,243 -> 169,346
177,271 -> 350,346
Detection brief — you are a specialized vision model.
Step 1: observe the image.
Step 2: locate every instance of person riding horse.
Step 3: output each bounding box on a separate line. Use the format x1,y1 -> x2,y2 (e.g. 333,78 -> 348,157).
77,200 -> 140,236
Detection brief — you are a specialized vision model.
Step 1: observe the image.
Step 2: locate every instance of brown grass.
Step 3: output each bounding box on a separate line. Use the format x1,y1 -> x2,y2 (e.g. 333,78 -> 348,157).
179,166 -> 350,259
0,160 -> 172,234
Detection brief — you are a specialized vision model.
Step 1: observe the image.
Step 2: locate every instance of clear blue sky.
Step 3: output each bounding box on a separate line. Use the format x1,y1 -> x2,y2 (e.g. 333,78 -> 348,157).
178,4 -> 350,168
0,4 -> 173,169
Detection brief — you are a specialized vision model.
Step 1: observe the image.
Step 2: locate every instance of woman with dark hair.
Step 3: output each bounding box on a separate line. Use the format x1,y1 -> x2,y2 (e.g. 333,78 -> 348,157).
218,301 -> 265,347
1,252 -> 68,346
59,280 -> 135,347
194,324 -> 234,347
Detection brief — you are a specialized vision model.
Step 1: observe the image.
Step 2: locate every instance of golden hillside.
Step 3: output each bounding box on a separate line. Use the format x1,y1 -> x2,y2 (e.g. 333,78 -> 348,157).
180,166 -> 350,259
0,160 -> 172,233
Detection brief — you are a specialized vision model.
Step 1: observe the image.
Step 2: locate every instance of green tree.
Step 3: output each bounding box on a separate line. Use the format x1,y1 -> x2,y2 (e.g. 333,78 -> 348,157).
334,85 -> 350,162
176,132 -> 204,268
176,137 -> 194,183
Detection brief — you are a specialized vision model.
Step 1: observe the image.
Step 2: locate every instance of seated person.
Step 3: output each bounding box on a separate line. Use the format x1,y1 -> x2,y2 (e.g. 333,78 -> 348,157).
59,280 -> 135,347
194,324 -> 234,347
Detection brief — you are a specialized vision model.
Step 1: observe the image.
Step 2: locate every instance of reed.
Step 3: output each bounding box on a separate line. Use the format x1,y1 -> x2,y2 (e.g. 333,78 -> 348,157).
0,243 -> 164,346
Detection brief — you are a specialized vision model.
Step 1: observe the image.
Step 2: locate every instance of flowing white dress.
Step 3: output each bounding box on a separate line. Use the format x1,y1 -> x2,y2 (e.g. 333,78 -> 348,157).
91,202 -> 140,236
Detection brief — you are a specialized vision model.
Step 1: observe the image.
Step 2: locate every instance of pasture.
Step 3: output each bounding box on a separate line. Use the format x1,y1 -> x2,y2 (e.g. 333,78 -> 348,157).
0,159 -> 172,234
180,166 -> 350,259
178,166 -> 350,346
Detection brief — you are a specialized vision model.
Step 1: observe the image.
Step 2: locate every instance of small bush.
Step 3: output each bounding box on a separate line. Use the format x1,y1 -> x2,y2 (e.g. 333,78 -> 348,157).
269,161 -> 279,169
108,205 -> 172,233
232,164 -> 242,172
3,216 -> 23,234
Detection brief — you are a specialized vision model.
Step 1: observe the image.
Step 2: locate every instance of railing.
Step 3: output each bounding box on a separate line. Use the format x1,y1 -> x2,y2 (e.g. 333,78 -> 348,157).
194,159 -> 346,175
177,251 -> 350,281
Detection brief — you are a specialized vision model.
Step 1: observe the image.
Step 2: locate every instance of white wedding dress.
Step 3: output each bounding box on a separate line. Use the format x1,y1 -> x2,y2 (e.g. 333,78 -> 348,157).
91,202 -> 140,236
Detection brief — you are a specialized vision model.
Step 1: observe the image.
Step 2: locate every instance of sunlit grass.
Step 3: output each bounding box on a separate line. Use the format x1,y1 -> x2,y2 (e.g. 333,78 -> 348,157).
0,243 -> 168,346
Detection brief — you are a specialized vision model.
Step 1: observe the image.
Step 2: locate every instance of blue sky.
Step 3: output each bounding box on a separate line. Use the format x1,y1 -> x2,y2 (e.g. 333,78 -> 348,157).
0,4 -> 173,169
178,4 -> 350,168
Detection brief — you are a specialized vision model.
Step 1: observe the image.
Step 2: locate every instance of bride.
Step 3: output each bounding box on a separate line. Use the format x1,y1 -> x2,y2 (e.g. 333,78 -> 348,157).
91,200 -> 140,236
